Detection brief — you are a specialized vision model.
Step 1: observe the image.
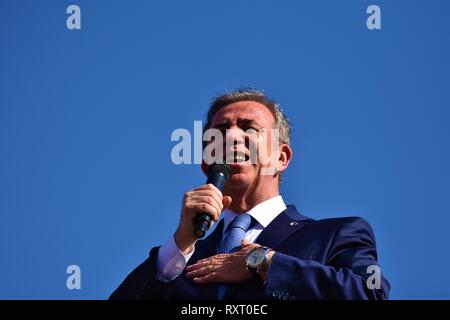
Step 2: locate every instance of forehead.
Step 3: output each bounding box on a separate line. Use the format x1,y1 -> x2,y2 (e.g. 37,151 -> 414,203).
210,101 -> 275,126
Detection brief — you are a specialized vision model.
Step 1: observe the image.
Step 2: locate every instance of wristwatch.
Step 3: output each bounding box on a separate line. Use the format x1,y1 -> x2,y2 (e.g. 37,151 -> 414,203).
245,246 -> 273,280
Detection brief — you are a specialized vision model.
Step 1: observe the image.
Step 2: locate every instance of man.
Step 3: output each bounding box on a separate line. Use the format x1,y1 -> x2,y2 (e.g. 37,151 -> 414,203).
110,89 -> 390,300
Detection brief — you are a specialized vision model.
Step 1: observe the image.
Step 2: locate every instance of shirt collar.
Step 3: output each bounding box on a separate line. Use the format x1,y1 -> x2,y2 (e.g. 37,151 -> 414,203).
221,195 -> 287,232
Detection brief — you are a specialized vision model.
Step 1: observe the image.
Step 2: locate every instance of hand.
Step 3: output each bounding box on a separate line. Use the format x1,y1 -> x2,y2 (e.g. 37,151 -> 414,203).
185,240 -> 260,284
174,184 -> 232,254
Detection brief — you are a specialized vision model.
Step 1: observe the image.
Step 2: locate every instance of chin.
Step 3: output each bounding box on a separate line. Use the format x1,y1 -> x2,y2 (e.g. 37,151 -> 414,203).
226,173 -> 253,190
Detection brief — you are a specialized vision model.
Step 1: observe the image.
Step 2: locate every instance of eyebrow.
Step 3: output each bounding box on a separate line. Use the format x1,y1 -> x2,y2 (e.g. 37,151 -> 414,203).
211,118 -> 261,130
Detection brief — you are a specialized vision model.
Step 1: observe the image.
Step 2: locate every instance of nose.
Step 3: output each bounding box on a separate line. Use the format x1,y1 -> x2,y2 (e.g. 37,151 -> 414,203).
225,127 -> 245,146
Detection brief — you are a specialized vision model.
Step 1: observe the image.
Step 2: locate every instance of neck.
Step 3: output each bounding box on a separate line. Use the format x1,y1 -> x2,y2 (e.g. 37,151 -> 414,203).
225,184 -> 279,213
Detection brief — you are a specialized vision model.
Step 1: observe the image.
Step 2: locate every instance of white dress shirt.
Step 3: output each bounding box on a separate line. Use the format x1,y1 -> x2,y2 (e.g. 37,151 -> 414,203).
156,195 -> 287,282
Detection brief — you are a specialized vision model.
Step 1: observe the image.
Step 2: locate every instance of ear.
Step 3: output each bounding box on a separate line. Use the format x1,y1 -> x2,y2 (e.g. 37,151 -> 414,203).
201,160 -> 208,176
277,144 -> 293,174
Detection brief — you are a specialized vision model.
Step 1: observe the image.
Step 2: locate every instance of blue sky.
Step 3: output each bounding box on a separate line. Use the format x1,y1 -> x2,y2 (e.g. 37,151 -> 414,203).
1,0 -> 449,299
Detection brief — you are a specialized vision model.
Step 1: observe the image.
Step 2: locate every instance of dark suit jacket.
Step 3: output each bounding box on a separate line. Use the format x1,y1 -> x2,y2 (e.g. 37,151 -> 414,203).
110,205 -> 390,300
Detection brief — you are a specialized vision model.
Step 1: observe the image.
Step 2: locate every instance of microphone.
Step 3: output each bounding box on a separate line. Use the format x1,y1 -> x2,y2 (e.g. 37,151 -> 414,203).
193,163 -> 231,238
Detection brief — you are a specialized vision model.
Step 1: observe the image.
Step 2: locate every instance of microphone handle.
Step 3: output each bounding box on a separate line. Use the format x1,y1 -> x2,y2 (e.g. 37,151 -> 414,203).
193,173 -> 227,238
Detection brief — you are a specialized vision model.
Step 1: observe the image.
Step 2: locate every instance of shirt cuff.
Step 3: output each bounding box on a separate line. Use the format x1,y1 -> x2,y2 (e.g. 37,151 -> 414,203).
156,236 -> 195,282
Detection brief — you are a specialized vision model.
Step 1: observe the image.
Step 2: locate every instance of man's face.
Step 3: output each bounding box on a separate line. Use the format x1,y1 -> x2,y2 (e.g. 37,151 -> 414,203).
208,101 -> 279,190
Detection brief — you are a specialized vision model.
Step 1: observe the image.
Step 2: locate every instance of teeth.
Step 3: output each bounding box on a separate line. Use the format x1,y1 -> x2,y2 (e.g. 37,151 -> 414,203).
225,151 -> 248,163
226,155 -> 247,163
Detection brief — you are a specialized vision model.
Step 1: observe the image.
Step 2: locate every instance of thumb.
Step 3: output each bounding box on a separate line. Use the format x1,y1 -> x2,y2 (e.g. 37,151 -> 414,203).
241,239 -> 250,246
222,196 -> 232,209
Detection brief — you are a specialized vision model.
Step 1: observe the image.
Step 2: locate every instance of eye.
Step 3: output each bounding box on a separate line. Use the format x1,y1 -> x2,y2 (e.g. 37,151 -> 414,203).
245,127 -> 258,134
213,127 -> 227,136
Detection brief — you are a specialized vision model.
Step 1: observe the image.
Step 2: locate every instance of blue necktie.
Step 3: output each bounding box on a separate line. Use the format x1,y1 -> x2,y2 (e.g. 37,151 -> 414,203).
219,213 -> 252,253
217,213 -> 252,299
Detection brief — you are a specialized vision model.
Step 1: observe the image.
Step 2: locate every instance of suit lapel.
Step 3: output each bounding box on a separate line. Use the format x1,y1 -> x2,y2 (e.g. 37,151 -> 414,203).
254,205 -> 310,249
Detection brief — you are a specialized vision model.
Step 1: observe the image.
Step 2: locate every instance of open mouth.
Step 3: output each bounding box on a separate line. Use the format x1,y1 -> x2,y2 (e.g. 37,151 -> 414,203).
225,151 -> 250,164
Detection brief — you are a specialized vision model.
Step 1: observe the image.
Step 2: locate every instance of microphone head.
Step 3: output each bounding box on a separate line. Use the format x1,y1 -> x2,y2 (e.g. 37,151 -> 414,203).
206,163 -> 230,181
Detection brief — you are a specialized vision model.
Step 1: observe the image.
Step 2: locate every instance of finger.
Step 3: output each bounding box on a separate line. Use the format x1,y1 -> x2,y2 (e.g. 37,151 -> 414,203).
196,254 -> 228,265
241,240 -> 257,251
239,244 -> 258,254
185,202 -> 220,221
192,184 -> 222,197
188,195 -> 223,215
222,196 -> 232,209
187,189 -> 223,206
215,253 -> 228,260
185,260 -> 211,272
185,266 -> 211,279
186,191 -> 223,214
193,272 -> 219,284
187,197 -> 222,217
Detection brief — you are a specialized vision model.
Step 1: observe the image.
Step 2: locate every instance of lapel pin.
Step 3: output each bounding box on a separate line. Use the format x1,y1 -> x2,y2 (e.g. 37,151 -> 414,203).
290,221 -> 299,226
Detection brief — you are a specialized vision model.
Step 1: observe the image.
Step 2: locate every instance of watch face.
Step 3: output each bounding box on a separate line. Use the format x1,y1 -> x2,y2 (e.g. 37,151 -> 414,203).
246,247 -> 266,268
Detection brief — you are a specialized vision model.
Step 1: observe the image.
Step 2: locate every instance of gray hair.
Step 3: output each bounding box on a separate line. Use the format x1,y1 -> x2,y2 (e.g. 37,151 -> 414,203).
203,88 -> 291,146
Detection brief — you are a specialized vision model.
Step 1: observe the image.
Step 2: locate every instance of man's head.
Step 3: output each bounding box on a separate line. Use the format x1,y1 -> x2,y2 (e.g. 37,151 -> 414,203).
201,89 -> 293,201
